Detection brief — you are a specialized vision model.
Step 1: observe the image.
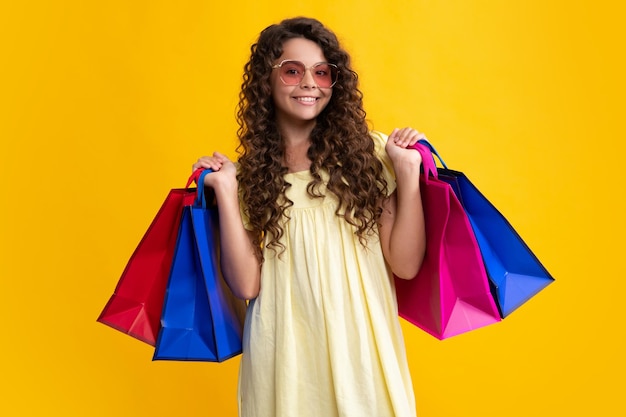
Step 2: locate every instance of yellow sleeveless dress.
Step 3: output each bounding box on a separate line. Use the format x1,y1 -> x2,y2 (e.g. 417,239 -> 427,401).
237,132 -> 416,417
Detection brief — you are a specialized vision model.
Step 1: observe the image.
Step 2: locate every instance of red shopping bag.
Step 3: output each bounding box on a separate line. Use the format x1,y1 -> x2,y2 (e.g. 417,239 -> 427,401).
97,171 -> 202,345
395,142 -> 501,339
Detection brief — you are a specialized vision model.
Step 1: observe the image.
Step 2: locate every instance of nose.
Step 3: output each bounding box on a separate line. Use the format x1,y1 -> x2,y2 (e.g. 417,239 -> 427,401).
299,68 -> 318,88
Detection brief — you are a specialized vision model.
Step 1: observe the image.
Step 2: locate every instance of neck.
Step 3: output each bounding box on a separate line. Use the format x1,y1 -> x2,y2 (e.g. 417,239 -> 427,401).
280,126 -> 313,173
278,118 -> 316,145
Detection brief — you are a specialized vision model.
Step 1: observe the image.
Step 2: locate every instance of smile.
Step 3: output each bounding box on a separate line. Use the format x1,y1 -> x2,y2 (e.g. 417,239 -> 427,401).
294,97 -> 318,103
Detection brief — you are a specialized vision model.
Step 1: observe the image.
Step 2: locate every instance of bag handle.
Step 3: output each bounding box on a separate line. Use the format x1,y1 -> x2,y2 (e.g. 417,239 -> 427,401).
195,169 -> 214,209
186,169 -> 204,188
409,139 -> 448,179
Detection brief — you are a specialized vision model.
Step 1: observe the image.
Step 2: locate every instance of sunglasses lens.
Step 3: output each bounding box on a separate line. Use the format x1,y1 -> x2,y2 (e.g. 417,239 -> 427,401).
312,63 -> 337,88
279,61 -> 306,85
278,61 -> 338,87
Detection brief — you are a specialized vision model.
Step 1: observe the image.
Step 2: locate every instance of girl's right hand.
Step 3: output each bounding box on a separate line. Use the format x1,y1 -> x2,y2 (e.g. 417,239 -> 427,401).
192,152 -> 260,299
192,152 -> 237,188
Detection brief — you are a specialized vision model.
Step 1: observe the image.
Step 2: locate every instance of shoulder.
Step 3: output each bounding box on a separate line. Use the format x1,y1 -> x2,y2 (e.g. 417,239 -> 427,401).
368,130 -> 391,168
369,130 -> 397,194
369,130 -> 389,150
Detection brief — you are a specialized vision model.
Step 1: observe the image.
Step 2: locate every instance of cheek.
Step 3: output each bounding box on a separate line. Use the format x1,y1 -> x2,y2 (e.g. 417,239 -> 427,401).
269,76 -> 288,98
269,71 -> 286,91
321,90 -> 333,106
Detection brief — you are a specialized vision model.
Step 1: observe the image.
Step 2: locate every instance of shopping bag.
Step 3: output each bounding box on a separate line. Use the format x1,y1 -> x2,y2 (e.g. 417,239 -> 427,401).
97,170 -> 202,345
418,141 -> 555,317
153,170 -> 247,362
395,143 -> 501,340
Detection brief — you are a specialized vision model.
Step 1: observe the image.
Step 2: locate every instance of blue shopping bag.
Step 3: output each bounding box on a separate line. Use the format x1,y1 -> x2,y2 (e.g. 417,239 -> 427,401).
153,170 -> 247,361
416,140 -> 554,318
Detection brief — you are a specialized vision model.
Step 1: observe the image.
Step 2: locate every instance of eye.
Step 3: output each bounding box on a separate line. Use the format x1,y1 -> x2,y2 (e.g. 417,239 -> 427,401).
313,63 -> 333,77
282,62 -> 303,76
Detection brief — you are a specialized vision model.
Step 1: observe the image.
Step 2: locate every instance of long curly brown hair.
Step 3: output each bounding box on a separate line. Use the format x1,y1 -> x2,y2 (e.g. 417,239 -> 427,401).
236,17 -> 388,260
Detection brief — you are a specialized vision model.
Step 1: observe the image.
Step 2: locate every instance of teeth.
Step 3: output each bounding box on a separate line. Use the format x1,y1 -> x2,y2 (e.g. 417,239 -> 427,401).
296,97 -> 317,102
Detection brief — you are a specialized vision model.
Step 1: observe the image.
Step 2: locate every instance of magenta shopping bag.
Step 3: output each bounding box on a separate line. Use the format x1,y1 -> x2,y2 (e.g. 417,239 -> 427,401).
395,142 -> 501,339
419,141 -> 554,318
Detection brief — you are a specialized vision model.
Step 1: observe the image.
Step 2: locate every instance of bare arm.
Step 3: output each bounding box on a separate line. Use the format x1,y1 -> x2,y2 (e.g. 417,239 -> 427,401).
193,152 -> 261,299
378,128 -> 426,279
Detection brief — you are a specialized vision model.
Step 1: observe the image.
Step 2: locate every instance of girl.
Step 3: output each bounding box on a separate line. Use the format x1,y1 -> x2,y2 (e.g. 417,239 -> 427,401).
193,17 -> 426,417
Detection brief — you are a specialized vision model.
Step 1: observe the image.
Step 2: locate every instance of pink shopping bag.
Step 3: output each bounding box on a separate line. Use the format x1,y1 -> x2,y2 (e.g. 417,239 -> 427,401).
395,142 -> 501,339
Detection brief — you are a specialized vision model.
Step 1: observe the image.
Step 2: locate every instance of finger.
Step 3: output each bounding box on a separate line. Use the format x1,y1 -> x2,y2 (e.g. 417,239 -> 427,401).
389,128 -> 400,142
413,132 -> 426,147
393,128 -> 413,146
404,128 -> 427,144
191,161 -> 206,171
395,128 -> 415,147
405,130 -> 426,146
212,151 -> 232,164
192,157 -> 222,172
206,160 -> 224,171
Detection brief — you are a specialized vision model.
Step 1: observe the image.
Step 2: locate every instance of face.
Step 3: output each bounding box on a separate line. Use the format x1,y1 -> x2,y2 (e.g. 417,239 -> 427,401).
270,38 -> 334,130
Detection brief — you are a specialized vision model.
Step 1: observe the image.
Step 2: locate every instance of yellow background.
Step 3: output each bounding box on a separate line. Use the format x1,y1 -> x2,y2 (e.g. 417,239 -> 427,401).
1,1 -> 624,416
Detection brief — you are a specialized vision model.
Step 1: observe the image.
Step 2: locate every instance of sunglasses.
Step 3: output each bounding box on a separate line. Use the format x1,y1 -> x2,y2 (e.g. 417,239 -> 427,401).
271,60 -> 339,88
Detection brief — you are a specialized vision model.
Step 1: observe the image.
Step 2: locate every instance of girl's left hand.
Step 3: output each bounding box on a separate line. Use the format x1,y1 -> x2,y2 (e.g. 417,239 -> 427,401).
385,127 -> 426,168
